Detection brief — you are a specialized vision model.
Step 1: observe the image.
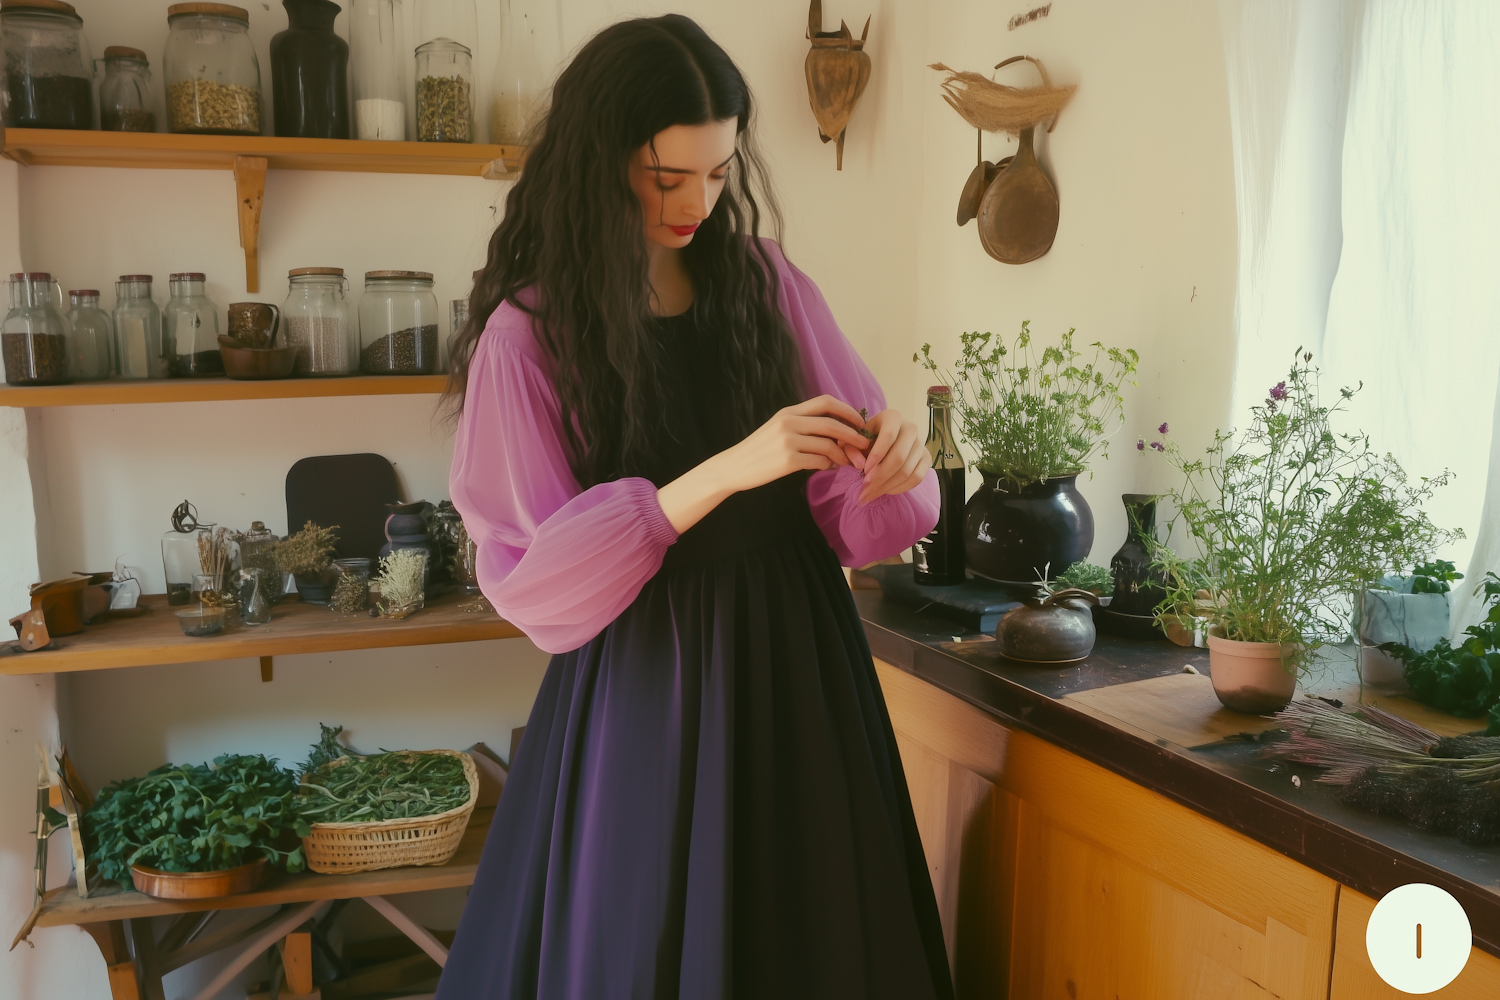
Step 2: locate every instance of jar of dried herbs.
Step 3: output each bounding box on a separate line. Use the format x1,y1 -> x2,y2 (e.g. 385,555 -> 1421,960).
97,46 -> 156,132
0,0 -> 93,131
414,38 -> 471,143
234,521 -> 285,606
359,271 -> 439,375
3,272 -> 71,386
163,3 -> 263,135
330,557 -> 371,613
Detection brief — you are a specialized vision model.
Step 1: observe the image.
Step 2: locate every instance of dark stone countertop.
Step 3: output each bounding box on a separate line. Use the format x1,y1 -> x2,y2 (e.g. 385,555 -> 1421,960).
854,588 -> 1500,959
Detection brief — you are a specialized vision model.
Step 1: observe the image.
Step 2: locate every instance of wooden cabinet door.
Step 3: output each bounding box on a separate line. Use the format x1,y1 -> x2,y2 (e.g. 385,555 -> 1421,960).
875,658 -> 1340,1000
1331,889 -> 1500,999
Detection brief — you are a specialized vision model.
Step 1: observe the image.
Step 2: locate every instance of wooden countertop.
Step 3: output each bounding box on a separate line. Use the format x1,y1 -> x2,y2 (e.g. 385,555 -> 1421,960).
854,588 -> 1500,960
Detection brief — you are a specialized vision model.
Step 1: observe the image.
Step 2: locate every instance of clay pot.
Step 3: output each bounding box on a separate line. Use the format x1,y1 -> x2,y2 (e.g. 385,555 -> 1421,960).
1206,633 -> 1298,713
294,568 -> 338,605
964,472 -> 1094,585
996,587 -> 1099,664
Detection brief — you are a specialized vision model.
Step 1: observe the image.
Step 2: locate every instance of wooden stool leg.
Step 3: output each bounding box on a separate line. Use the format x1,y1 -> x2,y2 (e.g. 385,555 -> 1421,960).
129,918 -> 166,1000
80,921 -> 141,1000
283,931 -> 314,994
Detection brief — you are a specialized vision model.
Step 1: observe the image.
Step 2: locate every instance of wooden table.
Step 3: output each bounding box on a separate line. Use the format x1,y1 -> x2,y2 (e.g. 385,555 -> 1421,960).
34,810 -> 492,1000
1,592 -> 524,676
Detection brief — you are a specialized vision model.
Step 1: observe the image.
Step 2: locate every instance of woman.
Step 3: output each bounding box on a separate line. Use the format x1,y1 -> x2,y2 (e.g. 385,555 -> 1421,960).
442,14 -> 952,999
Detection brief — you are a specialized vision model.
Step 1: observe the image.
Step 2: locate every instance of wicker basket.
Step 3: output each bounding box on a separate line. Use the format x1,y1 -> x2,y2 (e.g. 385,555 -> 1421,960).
301,749 -> 478,875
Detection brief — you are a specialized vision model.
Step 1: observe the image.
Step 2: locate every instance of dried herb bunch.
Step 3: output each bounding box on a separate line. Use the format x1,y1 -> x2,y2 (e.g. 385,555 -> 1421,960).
375,549 -> 425,609
1268,699 -> 1500,844
917,322 -> 1139,489
274,521 -> 339,577
197,526 -> 235,591
416,75 -> 471,142
295,723 -> 470,824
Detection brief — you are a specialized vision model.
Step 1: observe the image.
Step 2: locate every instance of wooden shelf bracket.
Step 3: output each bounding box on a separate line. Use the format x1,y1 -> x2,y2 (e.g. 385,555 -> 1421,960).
234,155 -> 267,293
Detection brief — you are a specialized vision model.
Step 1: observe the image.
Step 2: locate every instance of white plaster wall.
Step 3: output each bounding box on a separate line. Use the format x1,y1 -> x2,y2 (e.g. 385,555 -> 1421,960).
0,1 -> 1237,997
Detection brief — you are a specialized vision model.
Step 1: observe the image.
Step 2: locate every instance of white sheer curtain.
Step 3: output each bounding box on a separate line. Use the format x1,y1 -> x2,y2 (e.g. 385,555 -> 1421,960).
1219,0 -> 1500,637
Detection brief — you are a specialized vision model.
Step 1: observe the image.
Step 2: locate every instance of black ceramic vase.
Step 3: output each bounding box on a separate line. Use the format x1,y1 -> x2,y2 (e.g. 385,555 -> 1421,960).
270,0 -> 350,139
964,472 -> 1094,585
380,501 -> 435,584
1108,494 -> 1169,617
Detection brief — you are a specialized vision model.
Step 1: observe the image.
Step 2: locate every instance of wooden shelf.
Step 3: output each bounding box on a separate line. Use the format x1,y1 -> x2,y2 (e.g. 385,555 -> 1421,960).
0,591 -> 524,676
1,128 -> 525,178
1,129 -> 527,292
0,374 -> 447,407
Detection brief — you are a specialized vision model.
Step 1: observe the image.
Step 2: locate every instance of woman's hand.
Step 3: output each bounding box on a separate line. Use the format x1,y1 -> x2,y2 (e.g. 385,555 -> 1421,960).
845,408 -> 928,504
657,395 -> 871,534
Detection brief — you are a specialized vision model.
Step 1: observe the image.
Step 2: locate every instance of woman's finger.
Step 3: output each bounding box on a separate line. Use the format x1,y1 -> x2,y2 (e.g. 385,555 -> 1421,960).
789,415 -> 870,450
792,434 -> 851,468
864,420 -> 918,497
862,410 -> 900,471
790,394 -> 866,429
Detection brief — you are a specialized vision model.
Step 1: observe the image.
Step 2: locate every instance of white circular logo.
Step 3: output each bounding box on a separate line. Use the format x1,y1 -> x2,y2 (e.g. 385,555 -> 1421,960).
1366,883 -> 1471,994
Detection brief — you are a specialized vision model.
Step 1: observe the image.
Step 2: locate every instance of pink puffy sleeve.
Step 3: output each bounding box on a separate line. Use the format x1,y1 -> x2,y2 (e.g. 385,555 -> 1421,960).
768,242 -> 941,568
448,302 -> 678,654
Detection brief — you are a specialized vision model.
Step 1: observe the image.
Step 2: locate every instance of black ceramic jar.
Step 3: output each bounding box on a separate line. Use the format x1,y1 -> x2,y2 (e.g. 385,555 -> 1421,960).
269,0 -> 349,138
964,472 -> 1095,585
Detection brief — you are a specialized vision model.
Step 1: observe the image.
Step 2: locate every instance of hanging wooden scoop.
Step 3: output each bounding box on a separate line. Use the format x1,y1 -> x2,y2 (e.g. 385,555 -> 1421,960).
976,56 -> 1061,263
805,0 -> 871,170
957,128 -> 1013,226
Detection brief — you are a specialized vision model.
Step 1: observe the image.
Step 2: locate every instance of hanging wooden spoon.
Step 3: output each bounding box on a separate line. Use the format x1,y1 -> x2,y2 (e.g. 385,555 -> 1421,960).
957,127 -> 1012,226
976,56 -> 1061,263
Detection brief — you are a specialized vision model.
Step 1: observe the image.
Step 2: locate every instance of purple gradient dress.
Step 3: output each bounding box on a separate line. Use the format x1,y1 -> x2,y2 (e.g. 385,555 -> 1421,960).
440,242 -> 953,999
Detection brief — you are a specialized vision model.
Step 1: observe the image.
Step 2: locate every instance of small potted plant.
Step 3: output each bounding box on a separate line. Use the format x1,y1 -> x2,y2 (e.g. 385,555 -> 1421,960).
1356,559 -> 1461,685
1380,572 -> 1500,729
1153,352 -> 1458,713
916,322 -> 1138,584
274,520 -> 340,605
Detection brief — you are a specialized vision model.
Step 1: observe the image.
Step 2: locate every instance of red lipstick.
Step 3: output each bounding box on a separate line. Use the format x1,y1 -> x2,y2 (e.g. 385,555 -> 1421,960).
668,223 -> 700,237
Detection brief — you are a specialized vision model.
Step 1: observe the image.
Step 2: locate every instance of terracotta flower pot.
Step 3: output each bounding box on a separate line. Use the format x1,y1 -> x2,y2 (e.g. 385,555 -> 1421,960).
1206,633 -> 1297,714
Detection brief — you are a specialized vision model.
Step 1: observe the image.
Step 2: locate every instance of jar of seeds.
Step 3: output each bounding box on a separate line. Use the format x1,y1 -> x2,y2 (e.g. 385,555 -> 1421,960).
2,272 -> 72,386
113,275 -> 166,379
360,271 -> 439,375
283,266 -> 358,375
0,0 -> 93,131
163,3 -> 262,135
164,273 -> 223,377
97,46 -> 155,132
65,289 -> 112,381
414,38 -> 471,142
330,556 -> 371,613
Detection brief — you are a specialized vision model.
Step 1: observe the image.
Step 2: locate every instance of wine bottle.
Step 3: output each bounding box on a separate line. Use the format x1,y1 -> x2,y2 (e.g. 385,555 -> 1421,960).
912,385 -> 967,585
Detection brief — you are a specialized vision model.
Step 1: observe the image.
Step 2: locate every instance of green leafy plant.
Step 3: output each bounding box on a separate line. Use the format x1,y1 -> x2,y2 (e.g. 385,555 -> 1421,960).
916,322 -> 1139,489
1410,559 -> 1465,595
297,751 -> 470,824
273,521 -> 339,577
1055,560 -> 1113,596
83,755 -> 305,886
1153,351 -> 1460,673
1383,572 -> 1500,723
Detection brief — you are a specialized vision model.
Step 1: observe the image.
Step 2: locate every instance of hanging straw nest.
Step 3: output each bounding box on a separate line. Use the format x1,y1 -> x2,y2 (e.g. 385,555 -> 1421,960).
929,59 -> 1076,136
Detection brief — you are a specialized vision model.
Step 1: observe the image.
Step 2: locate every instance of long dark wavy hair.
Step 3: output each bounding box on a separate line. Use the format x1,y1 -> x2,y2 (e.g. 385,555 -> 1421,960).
445,14 -> 805,488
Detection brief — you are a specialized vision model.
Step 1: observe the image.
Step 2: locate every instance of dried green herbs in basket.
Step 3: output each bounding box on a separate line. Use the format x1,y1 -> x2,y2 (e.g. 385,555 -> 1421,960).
294,723 -> 470,824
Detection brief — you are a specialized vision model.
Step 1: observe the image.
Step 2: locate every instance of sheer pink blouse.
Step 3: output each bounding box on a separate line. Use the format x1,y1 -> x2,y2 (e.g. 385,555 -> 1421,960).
449,243 -> 939,654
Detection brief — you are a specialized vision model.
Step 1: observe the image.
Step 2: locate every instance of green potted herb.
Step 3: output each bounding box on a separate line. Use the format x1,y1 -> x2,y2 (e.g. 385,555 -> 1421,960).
83,754 -> 305,898
916,322 -> 1138,584
1356,559 -> 1462,685
1153,352 -> 1458,713
1055,560 -> 1112,598
274,520 -> 340,604
1382,572 -> 1500,729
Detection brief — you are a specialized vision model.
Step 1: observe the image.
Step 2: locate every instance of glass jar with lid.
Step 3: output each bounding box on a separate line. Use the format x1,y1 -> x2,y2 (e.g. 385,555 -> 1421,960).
163,3 -> 262,135
0,0 -> 93,130
98,46 -> 155,131
113,275 -> 166,379
65,289 -> 112,381
283,266 -> 358,376
414,38 -> 471,143
3,272 -> 71,386
360,270 -> 440,375
350,0 -> 406,140
164,272 -> 223,377
234,520 -> 285,605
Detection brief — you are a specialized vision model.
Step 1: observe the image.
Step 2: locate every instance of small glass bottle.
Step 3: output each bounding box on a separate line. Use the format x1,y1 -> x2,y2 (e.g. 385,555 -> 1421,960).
282,267 -> 358,375
912,385 -> 967,586
446,297 -> 467,375
236,567 -> 272,623
270,0 -> 350,139
164,272 -> 223,377
161,528 -> 204,605
490,0 -> 544,144
360,271 -> 439,374
2,272 -> 71,386
113,275 -> 166,379
0,0 -> 92,129
163,3 -> 262,135
98,46 -> 156,132
65,289 -> 112,381
414,38 -> 471,142
234,521 -> 285,605
350,0 -> 406,140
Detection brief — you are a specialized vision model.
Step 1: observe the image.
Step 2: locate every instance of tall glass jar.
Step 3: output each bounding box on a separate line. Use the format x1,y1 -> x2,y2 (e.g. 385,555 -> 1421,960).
447,297 -> 466,375
0,0 -> 92,130
65,289 -> 112,381
350,0 -> 405,140
161,521 -> 204,605
2,272 -> 71,386
97,46 -> 155,131
164,272 -> 222,377
270,0 -> 349,139
414,38 -> 471,143
360,271 -> 439,375
113,275 -> 166,379
283,267 -> 358,376
490,0 -> 544,145
234,521 -> 284,605
163,3 -> 262,135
